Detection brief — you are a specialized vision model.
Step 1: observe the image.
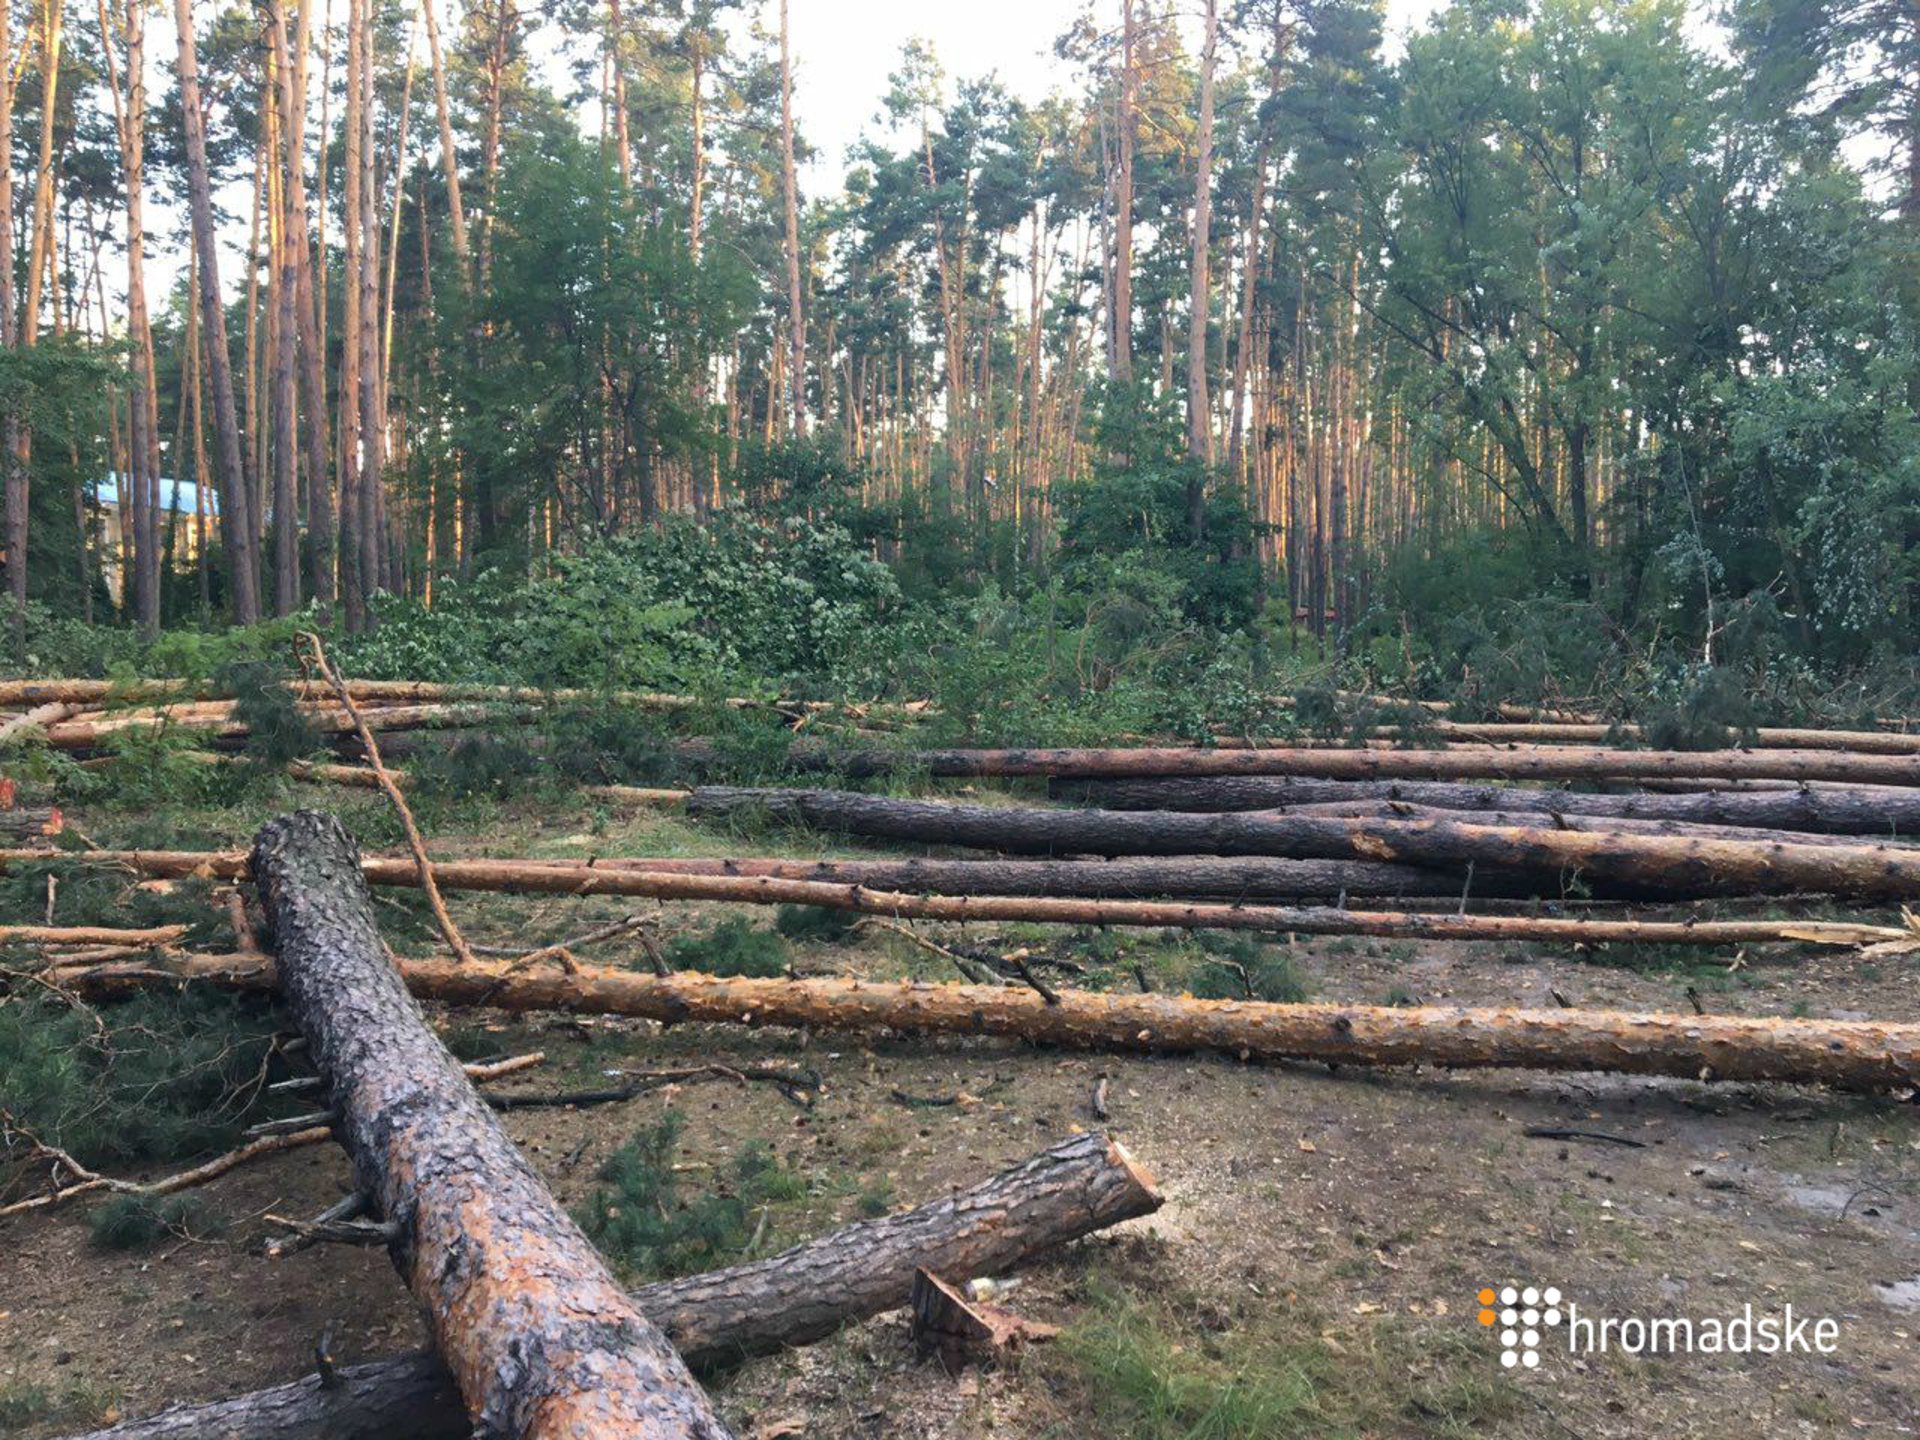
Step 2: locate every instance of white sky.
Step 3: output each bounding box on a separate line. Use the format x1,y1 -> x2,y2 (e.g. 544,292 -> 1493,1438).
781,0 -> 1448,185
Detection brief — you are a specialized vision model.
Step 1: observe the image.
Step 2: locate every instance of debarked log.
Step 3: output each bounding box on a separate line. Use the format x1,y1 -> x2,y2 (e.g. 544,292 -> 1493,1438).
247,811 -> 731,1440
51,950 -> 1920,1091
66,1131 -> 1160,1440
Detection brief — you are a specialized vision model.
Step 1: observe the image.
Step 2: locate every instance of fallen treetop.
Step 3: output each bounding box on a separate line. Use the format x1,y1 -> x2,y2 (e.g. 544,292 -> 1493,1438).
6,846 -> 1910,944
65,1130 -> 1160,1440
249,811 -> 731,1440
52,948 -> 1920,1090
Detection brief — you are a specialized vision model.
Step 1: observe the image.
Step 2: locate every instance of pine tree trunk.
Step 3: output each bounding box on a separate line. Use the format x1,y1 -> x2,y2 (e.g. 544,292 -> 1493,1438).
779,0 -> 806,437
172,0 -> 262,625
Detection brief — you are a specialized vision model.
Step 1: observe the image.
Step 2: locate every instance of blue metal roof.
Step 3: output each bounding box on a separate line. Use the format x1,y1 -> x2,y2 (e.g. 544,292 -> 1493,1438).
94,473 -> 218,516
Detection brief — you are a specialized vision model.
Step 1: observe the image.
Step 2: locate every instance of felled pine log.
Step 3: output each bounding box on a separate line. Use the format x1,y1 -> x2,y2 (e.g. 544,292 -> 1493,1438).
683,787 -> 1920,899
1053,776 -> 1920,834
247,811 -> 731,1440
12,847 -> 1911,946
805,743 -> 1920,786
68,1131 -> 1160,1440
1223,721 -> 1920,755
53,949 -> 1920,1091
37,701 -> 539,750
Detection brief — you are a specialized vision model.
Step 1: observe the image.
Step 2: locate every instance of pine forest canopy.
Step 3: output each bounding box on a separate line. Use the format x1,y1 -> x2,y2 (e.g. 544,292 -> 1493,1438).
0,0 -> 1913,697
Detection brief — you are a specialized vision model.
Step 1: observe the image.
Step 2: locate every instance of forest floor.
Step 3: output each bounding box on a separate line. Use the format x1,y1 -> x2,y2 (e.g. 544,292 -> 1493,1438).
2,785 -> 1918,1439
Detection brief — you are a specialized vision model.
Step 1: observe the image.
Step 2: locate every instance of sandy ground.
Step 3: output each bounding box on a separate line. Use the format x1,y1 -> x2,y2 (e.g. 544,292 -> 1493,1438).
1,789 -> 1917,1438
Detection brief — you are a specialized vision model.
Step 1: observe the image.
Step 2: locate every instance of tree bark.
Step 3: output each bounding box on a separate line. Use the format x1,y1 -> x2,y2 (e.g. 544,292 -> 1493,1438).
59,947 -> 1920,1092
806,744 -> 1920,786
69,1131 -> 1160,1440
248,811 -> 731,1440
172,0 -> 262,625
1053,777 -> 1920,834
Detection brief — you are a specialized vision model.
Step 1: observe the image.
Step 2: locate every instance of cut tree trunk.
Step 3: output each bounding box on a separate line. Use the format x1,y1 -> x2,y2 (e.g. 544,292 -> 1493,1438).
1054,777 -> 1920,834
247,811 -> 731,1440
38,702 -> 537,749
811,745 -> 1920,786
1277,799 -> 1908,849
681,789 -> 1920,897
0,805 -> 61,839
910,1268 -> 1059,1369
1234,722 -> 1920,755
55,949 -> 1920,1091
68,1131 -> 1160,1440
16,848 -> 1913,944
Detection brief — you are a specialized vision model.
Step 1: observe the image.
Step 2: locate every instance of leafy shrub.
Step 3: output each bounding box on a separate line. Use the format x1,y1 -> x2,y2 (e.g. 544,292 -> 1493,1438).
576,1110 -> 805,1280
662,918 -> 788,977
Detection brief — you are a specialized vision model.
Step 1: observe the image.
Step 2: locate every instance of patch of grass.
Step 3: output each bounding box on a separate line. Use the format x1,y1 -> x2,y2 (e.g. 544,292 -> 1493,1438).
1049,1274 -> 1515,1440
0,1375 -> 117,1431
663,917 -> 789,977
774,904 -> 860,943
576,1110 -> 806,1281
88,1193 -> 225,1250
856,1175 -> 895,1217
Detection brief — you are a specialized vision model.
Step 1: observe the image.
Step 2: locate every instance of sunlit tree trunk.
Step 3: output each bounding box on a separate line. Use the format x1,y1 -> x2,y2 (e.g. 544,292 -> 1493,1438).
779,0 -> 806,437
1185,0 -> 1217,527
420,0 -> 467,272
1111,0 -> 1136,384
172,0 -> 262,624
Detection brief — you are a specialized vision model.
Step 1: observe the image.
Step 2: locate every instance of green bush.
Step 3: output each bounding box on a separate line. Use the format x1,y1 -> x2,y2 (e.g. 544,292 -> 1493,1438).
89,1193 -> 224,1250
0,989 -> 283,1170
662,918 -> 789,977
774,905 -> 859,943
576,1110 -> 805,1280
1187,936 -> 1309,1003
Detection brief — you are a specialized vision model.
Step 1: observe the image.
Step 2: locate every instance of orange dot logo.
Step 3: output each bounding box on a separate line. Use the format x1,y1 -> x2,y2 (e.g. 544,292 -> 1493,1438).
1476,1284 -> 1562,1369
1477,1287 -> 1498,1326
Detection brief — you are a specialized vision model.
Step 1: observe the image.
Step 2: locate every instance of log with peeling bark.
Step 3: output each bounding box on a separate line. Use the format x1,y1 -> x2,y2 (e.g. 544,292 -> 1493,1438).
1054,776 -> 1920,833
1224,721 -> 1920,755
809,744 -> 1920,785
0,676 -> 931,721
247,811 -> 731,1440
0,923 -> 186,947
0,804 -> 60,839
682,788 -> 1920,898
542,852 -> 1542,900
37,701 -> 540,750
66,1131 -> 1160,1440
52,948 -> 1920,1091
12,848 -> 1911,944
